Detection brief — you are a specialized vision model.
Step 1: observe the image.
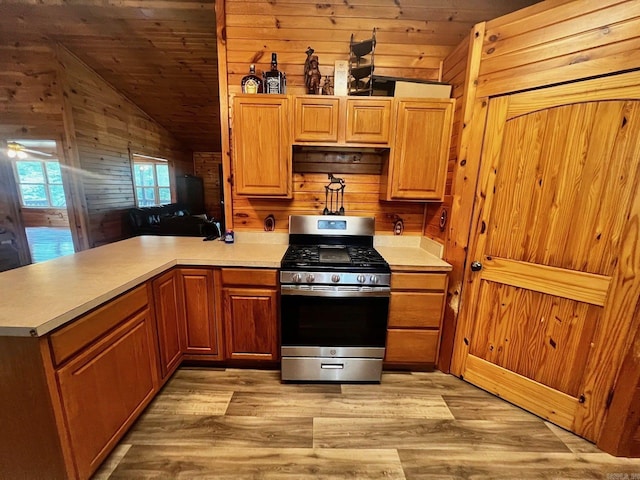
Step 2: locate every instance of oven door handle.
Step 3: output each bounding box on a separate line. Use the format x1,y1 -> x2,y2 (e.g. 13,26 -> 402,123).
280,287 -> 390,298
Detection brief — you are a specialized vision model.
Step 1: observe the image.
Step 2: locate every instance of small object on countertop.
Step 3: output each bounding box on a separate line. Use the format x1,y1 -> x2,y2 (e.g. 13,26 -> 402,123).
224,229 -> 235,244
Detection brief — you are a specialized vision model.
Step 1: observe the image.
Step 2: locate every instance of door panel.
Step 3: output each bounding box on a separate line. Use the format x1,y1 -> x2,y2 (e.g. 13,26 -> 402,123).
485,101 -> 639,276
453,72 -> 640,441
469,282 -> 600,398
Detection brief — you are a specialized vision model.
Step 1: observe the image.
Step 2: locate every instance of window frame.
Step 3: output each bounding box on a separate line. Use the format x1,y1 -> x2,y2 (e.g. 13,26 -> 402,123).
13,158 -> 67,209
131,153 -> 175,208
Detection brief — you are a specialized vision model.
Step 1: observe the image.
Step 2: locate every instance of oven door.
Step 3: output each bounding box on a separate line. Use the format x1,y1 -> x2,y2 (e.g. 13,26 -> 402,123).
280,287 -> 389,352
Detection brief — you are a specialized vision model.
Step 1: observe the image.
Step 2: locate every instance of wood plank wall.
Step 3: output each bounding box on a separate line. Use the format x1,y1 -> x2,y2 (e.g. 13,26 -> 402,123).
21,209 -> 70,228
223,0 -> 537,95
0,43 -> 64,267
56,47 -> 194,247
194,152 -> 223,221
232,172 -> 426,234
222,0 -> 538,233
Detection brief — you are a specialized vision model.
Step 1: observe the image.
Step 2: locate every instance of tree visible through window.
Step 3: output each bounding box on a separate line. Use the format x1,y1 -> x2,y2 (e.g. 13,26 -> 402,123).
133,162 -> 171,207
15,160 -> 66,208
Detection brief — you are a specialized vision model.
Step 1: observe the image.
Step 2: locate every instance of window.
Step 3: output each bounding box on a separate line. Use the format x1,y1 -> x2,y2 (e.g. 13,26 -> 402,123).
15,160 -> 66,208
133,158 -> 172,207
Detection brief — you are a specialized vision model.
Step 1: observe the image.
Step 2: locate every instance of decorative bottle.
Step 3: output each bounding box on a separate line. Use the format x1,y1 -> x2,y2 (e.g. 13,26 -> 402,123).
241,64 -> 263,94
263,53 -> 286,94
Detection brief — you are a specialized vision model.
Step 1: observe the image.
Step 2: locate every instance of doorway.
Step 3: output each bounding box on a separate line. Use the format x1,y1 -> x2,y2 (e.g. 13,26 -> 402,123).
8,139 -> 75,262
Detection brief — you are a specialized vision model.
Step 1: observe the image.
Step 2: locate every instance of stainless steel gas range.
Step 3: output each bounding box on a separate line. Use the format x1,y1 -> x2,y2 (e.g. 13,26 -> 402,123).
280,215 -> 390,382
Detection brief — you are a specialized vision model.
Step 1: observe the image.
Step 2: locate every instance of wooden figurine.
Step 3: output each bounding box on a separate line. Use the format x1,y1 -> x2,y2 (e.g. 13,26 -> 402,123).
304,47 -> 322,95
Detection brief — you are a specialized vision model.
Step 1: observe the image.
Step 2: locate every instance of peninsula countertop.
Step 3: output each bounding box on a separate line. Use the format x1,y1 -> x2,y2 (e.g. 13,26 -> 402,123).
0,233 -> 451,337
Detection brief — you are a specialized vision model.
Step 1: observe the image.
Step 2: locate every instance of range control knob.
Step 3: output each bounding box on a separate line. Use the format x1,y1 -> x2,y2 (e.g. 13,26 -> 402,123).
292,273 -> 302,283
306,273 -> 315,283
331,274 -> 341,283
356,274 -> 366,283
370,275 -> 379,284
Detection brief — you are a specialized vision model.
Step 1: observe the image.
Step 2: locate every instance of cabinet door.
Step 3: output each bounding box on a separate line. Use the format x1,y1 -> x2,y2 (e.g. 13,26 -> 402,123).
294,96 -> 340,142
384,99 -> 454,200
152,270 -> 183,378
56,310 -> 158,480
178,268 -> 221,357
345,98 -> 392,144
223,287 -> 278,361
232,95 -> 291,197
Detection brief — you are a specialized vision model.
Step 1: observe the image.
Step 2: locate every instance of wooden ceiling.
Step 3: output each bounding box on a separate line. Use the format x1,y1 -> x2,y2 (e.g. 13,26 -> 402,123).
0,0 -> 219,152
0,0 -> 541,153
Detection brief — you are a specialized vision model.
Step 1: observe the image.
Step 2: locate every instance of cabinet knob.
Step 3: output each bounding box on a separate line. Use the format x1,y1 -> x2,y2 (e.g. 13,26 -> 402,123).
470,261 -> 483,272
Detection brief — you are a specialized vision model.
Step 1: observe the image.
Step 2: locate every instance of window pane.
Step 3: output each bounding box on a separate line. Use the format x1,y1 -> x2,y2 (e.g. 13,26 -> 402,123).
156,164 -> 170,187
20,184 -> 48,207
136,187 -> 156,206
45,162 -> 63,184
134,163 -> 155,187
158,187 -> 171,203
49,185 -> 66,207
17,161 -> 45,183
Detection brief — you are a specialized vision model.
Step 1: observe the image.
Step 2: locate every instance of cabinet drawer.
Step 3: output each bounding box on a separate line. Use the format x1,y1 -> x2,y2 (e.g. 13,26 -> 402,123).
388,292 -> 444,328
49,285 -> 149,366
385,329 -> 439,364
391,273 -> 447,291
221,268 -> 278,287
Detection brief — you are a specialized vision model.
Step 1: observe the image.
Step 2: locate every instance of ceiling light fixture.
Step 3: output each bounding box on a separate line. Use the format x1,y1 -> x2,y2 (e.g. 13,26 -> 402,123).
7,142 -> 27,159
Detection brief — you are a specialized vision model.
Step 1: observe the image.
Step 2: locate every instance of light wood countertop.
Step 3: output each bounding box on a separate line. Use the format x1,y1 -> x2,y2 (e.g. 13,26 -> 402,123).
0,233 -> 451,338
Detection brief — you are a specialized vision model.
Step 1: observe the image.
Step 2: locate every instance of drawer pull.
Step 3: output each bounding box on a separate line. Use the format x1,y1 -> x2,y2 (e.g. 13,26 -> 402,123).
321,363 -> 344,369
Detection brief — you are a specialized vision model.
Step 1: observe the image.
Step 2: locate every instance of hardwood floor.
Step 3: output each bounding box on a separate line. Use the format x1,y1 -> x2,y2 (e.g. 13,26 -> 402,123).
93,368 -> 640,479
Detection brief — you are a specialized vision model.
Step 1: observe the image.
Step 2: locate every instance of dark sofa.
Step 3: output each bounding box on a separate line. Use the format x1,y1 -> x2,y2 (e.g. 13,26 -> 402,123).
128,203 -> 220,238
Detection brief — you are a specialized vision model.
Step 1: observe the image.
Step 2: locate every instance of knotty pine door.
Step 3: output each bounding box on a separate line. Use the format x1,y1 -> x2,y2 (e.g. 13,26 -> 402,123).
452,71 -> 640,443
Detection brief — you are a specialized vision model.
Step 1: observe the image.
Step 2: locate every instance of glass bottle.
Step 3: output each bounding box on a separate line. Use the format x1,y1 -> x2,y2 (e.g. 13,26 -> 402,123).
241,64 -> 263,94
263,53 -> 286,94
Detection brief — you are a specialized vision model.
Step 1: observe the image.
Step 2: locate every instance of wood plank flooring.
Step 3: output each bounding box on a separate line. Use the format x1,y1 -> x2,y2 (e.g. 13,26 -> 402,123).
93,368 -> 640,479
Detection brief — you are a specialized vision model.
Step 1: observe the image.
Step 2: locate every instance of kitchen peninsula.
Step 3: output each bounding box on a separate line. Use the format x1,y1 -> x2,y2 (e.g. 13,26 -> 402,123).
0,232 -> 450,480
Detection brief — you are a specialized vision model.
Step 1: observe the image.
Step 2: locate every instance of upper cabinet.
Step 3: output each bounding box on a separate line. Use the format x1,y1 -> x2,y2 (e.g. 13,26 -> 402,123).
293,96 -> 392,146
232,95 -> 292,198
345,98 -> 392,144
293,96 -> 340,142
380,99 -> 454,201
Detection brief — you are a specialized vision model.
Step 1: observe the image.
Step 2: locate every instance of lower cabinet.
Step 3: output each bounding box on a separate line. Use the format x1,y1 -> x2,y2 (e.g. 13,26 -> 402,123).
221,268 -> 279,361
55,301 -> 158,480
385,271 -> 448,367
152,269 -> 184,378
178,268 -> 222,358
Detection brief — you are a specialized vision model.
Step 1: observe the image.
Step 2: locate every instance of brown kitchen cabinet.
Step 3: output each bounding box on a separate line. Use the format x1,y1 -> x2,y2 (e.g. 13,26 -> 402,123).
293,96 -> 392,146
385,271 -> 448,367
151,269 -> 184,378
380,99 -> 454,201
178,268 -> 222,359
293,95 -> 340,142
221,268 -> 279,361
232,95 -> 291,197
48,285 -> 159,480
346,98 -> 392,144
